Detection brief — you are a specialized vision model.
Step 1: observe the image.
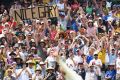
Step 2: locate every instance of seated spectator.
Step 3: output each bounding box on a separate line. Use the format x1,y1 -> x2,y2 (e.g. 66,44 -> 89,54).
76,62 -> 86,80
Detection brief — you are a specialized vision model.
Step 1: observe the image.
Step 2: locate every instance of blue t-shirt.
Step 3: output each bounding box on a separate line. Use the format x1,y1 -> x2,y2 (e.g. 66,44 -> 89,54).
105,70 -> 116,80
71,20 -> 78,32
86,55 -> 94,64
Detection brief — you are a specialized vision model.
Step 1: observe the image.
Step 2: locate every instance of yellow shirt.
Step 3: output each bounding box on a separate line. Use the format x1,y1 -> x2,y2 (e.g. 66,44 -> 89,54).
98,49 -> 106,64
102,7 -> 109,15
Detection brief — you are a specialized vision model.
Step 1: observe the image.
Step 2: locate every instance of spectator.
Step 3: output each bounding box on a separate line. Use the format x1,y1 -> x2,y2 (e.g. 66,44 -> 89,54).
32,66 -> 43,80
108,49 -> 117,65
44,67 -> 56,80
116,51 -> 120,80
76,62 -> 86,80
105,64 -> 116,80
3,69 -> 16,80
85,65 -> 97,80
25,60 -> 35,80
89,54 -> 102,80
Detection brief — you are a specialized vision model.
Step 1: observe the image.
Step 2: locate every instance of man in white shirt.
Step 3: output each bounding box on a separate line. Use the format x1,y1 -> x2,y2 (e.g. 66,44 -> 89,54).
89,54 -> 102,80
32,67 -> 43,80
116,51 -> 120,80
45,52 -> 56,68
66,52 -> 76,70
26,60 -> 35,80
85,65 -> 97,80
73,49 -> 83,65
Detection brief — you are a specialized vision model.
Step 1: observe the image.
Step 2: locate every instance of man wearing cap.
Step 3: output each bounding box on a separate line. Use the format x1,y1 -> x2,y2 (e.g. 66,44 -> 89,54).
105,63 -> 116,80
44,67 -> 56,80
32,67 -> 43,80
89,54 -> 102,80
39,61 -> 46,78
25,60 -> 35,80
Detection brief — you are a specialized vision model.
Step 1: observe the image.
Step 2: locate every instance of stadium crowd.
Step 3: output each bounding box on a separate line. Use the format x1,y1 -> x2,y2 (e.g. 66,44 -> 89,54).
0,0 -> 120,80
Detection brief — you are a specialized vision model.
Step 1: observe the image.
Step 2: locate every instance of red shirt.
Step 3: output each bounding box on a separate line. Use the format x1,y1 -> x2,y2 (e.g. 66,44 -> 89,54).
0,26 -> 3,34
50,30 -> 57,40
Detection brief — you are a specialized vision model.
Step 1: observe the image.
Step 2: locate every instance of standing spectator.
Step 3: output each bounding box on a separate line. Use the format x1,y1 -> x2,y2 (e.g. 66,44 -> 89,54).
86,47 -> 95,64
57,6 -> 71,31
89,54 -> 102,80
85,1 -> 93,15
44,67 -> 56,80
39,61 -> 46,78
25,60 -> 35,80
66,50 -> 75,70
45,49 -> 57,68
109,49 -> 117,65
116,51 -> 120,80
15,62 -> 29,80
76,62 -> 86,80
85,65 -> 97,80
105,64 -> 116,80
32,67 -> 43,80
73,49 -> 83,65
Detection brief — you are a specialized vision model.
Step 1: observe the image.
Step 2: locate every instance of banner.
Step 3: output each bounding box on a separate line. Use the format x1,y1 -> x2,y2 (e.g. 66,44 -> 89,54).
12,5 -> 59,21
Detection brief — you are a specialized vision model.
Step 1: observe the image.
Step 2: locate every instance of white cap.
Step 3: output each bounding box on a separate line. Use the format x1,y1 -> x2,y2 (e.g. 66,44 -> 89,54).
39,61 -> 45,65
0,45 -> 5,48
31,47 -> 36,50
18,41 -> 23,44
31,39 -> 35,42
46,66 -> 54,70
41,21 -> 44,24
12,62 -> 17,65
4,22 -> 10,26
47,19 -> 51,22
40,39 -> 44,42
25,23 -> 28,26
70,30 -> 75,33
98,17 -> 102,20
36,20 -> 40,23
118,50 -> 120,54
0,34 -> 5,38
